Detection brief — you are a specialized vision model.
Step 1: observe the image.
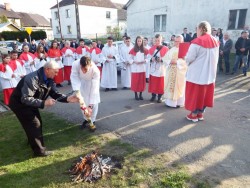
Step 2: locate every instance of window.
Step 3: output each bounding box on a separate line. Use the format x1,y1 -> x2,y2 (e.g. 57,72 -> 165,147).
66,9 -> 70,18
228,9 -> 247,30
56,26 -> 60,34
106,11 -> 111,19
67,25 -> 72,34
54,11 -> 59,19
154,14 -> 166,32
106,26 -> 111,33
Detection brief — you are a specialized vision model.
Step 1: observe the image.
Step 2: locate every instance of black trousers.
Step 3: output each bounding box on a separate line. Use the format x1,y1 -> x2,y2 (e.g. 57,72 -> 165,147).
11,108 -> 46,155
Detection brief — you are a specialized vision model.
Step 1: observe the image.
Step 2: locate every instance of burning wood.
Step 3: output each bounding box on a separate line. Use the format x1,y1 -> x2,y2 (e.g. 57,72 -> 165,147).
69,151 -> 116,183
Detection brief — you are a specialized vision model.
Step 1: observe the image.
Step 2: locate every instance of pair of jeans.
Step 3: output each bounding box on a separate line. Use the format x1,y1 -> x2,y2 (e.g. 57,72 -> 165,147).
232,55 -> 248,74
218,53 -> 230,73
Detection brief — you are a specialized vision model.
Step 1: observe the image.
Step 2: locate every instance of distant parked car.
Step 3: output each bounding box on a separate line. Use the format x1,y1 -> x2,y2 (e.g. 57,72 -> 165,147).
5,40 -> 22,54
82,38 -> 92,46
0,41 -> 12,55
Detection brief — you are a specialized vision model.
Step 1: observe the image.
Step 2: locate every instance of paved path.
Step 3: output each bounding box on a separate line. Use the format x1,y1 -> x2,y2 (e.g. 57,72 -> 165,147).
46,72 -> 250,187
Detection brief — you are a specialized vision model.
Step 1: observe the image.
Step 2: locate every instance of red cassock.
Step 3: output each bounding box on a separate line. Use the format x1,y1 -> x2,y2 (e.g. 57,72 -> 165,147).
148,45 -> 169,94
47,49 -> 64,83
0,63 -> 17,105
61,47 -> 76,81
129,48 -> 148,92
185,34 -> 219,112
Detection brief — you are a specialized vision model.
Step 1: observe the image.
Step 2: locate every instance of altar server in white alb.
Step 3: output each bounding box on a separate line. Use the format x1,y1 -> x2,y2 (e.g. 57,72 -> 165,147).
163,35 -> 188,108
143,37 -> 151,83
129,36 -> 149,100
0,54 -> 18,105
76,39 -> 90,59
34,45 -> 48,70
119,36 -> 134,89
71,56 -> 100,130
9,50 -> 26,83
101,36 -> 120,91
148,34 -> 169,103
19,44 -> 36,74
61,40 -> 76,85
90,41 -> 103,79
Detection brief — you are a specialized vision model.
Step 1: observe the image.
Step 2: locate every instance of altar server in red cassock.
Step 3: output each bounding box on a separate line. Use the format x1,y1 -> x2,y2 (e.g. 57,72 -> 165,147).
90,41 -> 103,79
148,34 -> 169,103
47,41 -> 64,87
185,21 -> 219,122
129,36 -> 148,100
19,44 -> 36,74
0,54 -> 18,105
61,40 -> 76,85
9,50 -> 26,83
34,45 -> 48,70
76,39 -> 90,60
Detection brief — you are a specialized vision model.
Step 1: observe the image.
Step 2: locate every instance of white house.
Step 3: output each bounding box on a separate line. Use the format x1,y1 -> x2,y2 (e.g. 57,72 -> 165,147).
124,0 -> 250,42
50,0 -> 126,39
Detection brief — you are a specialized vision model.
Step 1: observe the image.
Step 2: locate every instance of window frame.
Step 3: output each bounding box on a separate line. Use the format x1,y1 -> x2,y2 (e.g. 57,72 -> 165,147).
106,11 -> 111,19
66,9 -> 71,18
228,9 -> 247,30
67,25 -> 72,34
154,14 -> 167,32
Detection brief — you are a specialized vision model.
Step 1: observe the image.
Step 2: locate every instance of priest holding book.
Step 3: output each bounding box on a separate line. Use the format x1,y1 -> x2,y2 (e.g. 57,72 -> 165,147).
163,35 -> 188,107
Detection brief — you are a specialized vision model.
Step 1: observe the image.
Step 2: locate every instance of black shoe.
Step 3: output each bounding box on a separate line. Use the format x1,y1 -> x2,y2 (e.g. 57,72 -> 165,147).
135,93 -> 139,100
112,88 -> 118,91
56,84 -> 61,88
105,88 -> 109,92
146,78 -> 149,83
225,72 -> 230,75
243,72 -> 247,76
139,93 -> 143,100
122,87 -> 127,90
157,98 -> 163,103
150,96 -> 156,102
88,122 -> 96,132
80,120 -> 88,129
34,150 -> 53,157
231,72 -> 234,75
68,81 -> 71,85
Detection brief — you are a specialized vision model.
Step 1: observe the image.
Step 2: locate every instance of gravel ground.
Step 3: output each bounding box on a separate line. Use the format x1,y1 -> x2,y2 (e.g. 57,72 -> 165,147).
45,72 -> 250,187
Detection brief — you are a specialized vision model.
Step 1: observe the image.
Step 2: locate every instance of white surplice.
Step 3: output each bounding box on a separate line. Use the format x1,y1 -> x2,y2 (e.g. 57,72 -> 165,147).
100,45 -> 119,88
71,60 -> 100,122
119,44 -> 134,87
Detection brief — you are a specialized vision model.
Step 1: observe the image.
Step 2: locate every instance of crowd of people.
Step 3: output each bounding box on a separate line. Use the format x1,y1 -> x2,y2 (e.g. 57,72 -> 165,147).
0,20 -> 249,157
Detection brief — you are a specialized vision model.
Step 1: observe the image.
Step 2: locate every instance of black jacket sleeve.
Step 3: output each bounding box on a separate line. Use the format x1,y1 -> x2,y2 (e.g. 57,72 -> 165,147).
20,76 -> 45,109
49,84 -> 68,103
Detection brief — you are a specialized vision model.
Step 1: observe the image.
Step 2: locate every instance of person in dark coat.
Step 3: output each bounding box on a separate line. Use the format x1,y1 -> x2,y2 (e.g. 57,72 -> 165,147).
9,61 -> 79,157
218,32 -> 233,74
97,40 -> 104,50
181,27 -> 192,42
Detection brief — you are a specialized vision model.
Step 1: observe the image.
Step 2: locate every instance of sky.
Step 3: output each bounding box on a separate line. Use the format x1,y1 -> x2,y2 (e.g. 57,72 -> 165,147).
0,0 -> 129,19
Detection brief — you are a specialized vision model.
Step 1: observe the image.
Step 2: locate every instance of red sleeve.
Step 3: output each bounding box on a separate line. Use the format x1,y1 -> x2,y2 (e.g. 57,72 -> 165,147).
144,48 -> 149,55
129,48 -> 136,56
0,63 -> 6,72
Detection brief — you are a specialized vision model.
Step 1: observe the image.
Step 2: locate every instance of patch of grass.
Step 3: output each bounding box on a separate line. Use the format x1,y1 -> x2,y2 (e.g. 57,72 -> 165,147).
0,111 -> 209,187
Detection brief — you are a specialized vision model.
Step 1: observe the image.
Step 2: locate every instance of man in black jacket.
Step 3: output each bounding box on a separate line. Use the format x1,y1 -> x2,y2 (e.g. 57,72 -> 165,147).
232,31 -> 250,76
9,61 -> 78,157
218,32 -> 233,74
181,27 -> 192,42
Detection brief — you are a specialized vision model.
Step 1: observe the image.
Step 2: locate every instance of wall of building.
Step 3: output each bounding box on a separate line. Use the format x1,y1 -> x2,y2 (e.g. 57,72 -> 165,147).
126,0 -> 250,42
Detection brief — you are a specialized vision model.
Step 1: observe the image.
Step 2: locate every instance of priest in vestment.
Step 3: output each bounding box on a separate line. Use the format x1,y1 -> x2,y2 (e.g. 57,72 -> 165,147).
100,37 -> 119,91
163,35 -> 187,107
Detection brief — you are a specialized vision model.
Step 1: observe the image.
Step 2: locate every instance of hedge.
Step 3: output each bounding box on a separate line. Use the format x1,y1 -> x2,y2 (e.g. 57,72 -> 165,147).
0,30 -> 47,42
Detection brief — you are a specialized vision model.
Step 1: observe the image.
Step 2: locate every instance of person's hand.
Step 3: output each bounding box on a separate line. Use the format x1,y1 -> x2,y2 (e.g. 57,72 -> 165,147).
240,48 -> 245,52
45,99 -> 56,106
171,60 -> 177,64
107,55 -> 113,59
220,51 -> 223,55
30,61 -> 34,65
151,57 -> 155,62
105,59 -> 110,63
12,74 -> 16,78
157,57 -> 162,62
67,95 -> 79,103
83,107 -> 92,117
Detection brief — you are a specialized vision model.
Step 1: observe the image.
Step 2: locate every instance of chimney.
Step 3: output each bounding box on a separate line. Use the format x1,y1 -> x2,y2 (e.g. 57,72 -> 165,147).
4,3 -> 11,11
